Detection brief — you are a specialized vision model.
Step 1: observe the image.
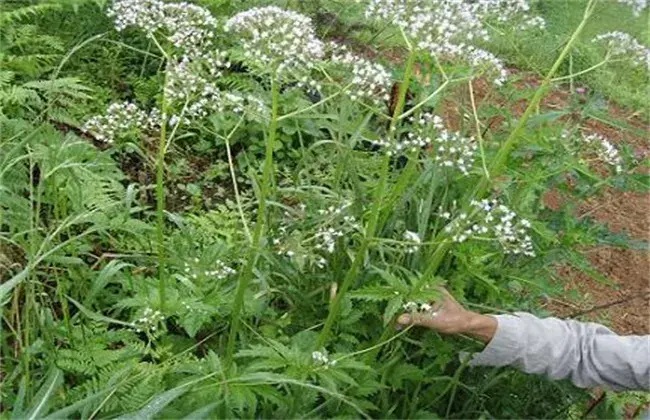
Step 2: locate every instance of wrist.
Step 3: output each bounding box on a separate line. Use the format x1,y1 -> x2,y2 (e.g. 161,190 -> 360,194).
462,312 -> 498,344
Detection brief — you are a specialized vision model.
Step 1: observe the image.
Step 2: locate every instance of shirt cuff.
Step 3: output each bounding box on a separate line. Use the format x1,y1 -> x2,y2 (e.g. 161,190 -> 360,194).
469,314 -> 524,367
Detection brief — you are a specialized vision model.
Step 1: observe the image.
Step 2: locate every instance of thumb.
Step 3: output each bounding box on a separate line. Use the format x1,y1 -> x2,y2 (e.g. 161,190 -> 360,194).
397,312 -> 438,330
397,312 -> 431,327
397,314 -> 412,326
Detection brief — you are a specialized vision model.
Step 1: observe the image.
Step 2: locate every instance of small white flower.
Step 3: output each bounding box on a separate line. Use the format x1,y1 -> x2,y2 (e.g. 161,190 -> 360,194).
225,6 -> 324,76
592,31 -> 649,69
133,306 -> 165,332
403,230 -> 422,253
329,43 -> 392,104
312,350 -> 336,368
403,301 -> 419,312
82,102 -> 161,143
108,0 -> 217,57
445,199 -> 535,256
582,133 -> 624,173
615,0 -> 649,16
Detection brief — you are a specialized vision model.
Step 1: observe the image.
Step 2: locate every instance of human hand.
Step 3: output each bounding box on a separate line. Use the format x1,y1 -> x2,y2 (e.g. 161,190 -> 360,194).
396,288 -> 497,343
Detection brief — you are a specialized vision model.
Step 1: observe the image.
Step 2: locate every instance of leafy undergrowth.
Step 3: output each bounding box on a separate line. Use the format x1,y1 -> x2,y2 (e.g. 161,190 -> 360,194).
1,0 -> 648,418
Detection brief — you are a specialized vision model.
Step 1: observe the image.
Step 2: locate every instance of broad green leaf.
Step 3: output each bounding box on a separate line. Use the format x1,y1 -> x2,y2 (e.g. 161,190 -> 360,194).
67,296 -> 134,327
26,367 -> 62,420
0,268 -> 28,306
182,402 -> 220,419
118,386 -> 188,420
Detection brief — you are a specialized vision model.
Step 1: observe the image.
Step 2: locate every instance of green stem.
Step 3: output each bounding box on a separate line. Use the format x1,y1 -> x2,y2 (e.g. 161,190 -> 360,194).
551,57 -> 613,82
222,117 -> 251,243
315,49 -> 419,349
156,77 -> 169,310
277,83 -> 351,121
314,153 -> 390,350
390,51 -> 417,132
225,78 -> 279,365
397,78 -> 450,121
468,80 -> 490,180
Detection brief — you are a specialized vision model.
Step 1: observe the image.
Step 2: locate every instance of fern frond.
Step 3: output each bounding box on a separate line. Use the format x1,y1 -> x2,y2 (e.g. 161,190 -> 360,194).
0,70 -> 15,87
24,77 -> 92,98
0,4 -> 62,24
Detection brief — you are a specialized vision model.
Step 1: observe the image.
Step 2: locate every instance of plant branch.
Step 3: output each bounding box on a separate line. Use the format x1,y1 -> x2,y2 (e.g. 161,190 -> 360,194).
222,116 -> 252,242
468,80 -> 490,180
551,57 -> 613,82
278,83 -> 352,121
226,77 -> 280,366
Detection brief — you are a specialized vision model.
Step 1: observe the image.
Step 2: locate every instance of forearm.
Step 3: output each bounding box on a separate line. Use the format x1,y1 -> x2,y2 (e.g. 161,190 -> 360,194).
469,312 -> 650,391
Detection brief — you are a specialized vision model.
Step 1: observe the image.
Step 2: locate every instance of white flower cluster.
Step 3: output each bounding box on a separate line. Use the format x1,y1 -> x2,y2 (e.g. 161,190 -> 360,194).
82,102 -> 161,143
443,199 -> 535,256
222,92 -> 269,120
102,1 -> 267,131
616,0 -> 649,16
474,0 -> 545,28
403,301 -> 434,313
133,307 -> 165,332
466,46 -> 508,86
108,0 -> 165,33
371,112 -> 442,154
518,16 -> 546,31
329,43 -> 392,104
592,31 -> 650,69
272,200 -> 359,268
365,0 -> 488,48
582,133 -> 623,173
312,350 -> 337,368
314,227 -> 345,254
211,260 -> 237,279
403,230 -> 422,253
431,130 -> 478,175
165,54 -> 234,122
224,6 -> 325,76
364,0 -> 542,84
372,113 -> 477,175
182,258 -> 236,280
314,201 -> 360,253
163,2 -> 218,57
107,0 -> 217,57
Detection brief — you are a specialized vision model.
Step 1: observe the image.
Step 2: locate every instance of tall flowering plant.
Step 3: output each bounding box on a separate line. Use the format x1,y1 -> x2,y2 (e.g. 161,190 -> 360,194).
78,0 -> 647,403
83,0 -> 276,315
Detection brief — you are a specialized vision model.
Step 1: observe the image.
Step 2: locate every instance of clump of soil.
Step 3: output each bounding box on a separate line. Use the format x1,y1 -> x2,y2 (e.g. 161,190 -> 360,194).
552,247 -> 649,335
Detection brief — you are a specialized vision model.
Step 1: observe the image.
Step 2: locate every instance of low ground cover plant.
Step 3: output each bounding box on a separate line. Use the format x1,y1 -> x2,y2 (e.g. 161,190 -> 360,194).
1,0 -> 648,417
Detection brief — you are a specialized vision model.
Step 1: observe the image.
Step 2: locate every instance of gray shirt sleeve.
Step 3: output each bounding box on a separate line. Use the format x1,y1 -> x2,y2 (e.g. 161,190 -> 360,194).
469,312 -> 650,391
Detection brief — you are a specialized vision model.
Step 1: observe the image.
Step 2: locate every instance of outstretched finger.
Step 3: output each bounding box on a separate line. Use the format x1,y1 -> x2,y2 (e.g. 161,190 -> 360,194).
396,311 -> 439,329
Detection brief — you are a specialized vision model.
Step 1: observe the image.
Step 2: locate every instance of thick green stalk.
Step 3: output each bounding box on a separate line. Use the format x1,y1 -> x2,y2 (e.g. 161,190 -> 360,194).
315,49 -> 418,349
389,51 -> 417,133
420,0 -> 598,281
156,83 -> 169,309
226,78 -> 279,365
